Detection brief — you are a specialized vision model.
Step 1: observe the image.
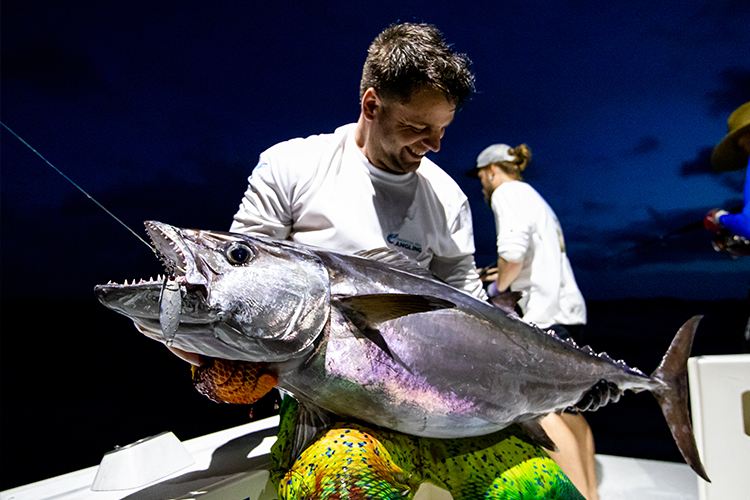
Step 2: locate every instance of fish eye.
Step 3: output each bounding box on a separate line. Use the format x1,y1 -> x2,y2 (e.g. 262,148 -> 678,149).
225,242 -> 255,266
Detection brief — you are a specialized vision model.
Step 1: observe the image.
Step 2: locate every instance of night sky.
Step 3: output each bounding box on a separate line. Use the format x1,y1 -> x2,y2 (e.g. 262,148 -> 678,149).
2,0 -> 749,302
1,0 -> 749,489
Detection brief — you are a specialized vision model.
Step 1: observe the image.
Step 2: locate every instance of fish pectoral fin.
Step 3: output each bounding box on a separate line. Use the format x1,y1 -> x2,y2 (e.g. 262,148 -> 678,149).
352,323 -> 415,374
291,401 -> 333,464
333,294 -> 455,326
489,291 -> 523,316
518,418 -> 558,452
335,313 -> 413,373
333,294 -> 452,371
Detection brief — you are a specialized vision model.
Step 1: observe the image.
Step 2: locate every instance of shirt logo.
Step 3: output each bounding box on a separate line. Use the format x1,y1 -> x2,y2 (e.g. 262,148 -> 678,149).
386,233 -> 422,254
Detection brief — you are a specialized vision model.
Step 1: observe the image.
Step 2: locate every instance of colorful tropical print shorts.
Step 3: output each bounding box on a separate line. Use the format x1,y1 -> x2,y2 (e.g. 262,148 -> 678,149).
271,399 -> 584,500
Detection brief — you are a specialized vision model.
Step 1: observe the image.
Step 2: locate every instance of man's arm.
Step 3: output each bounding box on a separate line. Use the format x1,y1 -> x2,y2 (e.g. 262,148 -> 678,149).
230,158 -> 294,238
491,256 -> 522,295
427,197 -> 488,300
429,254 -> 488,300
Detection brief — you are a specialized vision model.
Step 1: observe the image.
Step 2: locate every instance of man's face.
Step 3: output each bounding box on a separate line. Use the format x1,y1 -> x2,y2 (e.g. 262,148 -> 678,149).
366,88 -> 455,174
476,166 -> 495,205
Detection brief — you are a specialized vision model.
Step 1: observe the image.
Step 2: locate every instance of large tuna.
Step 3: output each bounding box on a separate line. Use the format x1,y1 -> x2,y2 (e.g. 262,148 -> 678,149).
94,221 -> 709,481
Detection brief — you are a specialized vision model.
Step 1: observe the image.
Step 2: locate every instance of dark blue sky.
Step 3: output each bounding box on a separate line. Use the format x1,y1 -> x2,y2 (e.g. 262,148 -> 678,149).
2,0 -> 749,301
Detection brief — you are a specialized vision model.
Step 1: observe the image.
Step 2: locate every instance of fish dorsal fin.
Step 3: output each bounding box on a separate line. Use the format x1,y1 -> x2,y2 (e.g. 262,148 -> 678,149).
334,294 -> 455,326
355,248 -> 436,278
489,291 -> 523,316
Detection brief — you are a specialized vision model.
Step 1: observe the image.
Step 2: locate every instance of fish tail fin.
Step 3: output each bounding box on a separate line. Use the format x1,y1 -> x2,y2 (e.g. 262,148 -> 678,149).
650,315 -> 710,482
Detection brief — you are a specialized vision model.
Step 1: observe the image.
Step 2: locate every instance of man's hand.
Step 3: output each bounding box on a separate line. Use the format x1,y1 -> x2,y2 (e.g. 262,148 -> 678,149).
477,263 -> 498,282
486,280 -> 505,298
703,209 -> 728,233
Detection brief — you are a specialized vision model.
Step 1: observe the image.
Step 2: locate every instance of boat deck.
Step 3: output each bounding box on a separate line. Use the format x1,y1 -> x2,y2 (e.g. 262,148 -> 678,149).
0,417 -> 699,500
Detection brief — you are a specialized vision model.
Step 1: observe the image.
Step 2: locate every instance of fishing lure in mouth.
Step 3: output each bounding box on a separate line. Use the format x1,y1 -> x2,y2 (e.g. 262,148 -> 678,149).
159,276 -> 182,346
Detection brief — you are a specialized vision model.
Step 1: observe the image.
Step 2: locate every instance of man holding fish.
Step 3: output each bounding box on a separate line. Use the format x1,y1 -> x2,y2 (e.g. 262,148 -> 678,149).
95,21 -> 708,498
224,22 -> 588,499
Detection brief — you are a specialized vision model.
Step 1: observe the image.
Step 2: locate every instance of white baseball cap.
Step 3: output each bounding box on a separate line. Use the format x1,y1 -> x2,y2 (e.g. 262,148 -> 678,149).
467,144 -> 516,178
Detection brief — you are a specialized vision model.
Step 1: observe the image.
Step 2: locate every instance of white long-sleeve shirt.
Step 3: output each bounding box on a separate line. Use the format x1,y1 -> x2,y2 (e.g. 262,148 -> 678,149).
491,181 -> 586,327
231,123 -> 486,299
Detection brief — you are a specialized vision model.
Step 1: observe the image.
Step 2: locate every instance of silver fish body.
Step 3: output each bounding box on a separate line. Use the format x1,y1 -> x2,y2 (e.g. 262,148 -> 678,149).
282,250 -> 658,438
94,221 -> 708,481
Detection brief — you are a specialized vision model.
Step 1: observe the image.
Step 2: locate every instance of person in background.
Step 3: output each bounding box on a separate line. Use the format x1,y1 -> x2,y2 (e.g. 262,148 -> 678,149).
222,22 -> 585,500
468,143 -> 598,499
704,101 -> 750,256
704,101 -> 750,350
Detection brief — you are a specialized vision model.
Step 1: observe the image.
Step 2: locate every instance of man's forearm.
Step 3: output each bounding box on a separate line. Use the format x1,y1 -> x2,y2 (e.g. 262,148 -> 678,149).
494,256 -> 522,292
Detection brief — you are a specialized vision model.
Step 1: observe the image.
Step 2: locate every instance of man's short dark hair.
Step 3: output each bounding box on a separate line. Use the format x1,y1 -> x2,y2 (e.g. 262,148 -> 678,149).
360,23 -> 475,109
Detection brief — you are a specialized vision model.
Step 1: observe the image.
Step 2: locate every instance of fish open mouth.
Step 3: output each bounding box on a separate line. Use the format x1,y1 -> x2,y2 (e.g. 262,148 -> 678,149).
145,221 -> 190,280
94,222 -> 211,328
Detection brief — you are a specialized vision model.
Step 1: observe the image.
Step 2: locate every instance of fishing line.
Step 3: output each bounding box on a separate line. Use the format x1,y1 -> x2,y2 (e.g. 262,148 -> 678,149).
1,121 -> 159,256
